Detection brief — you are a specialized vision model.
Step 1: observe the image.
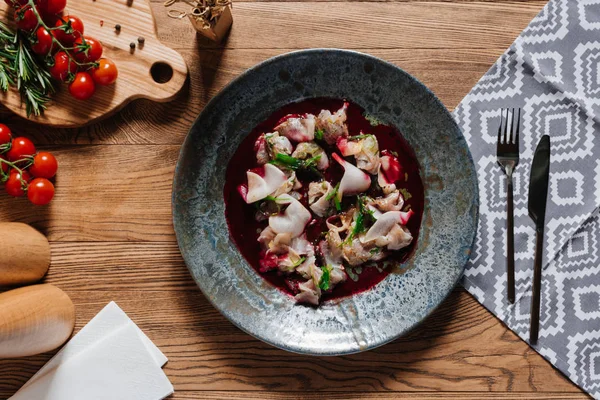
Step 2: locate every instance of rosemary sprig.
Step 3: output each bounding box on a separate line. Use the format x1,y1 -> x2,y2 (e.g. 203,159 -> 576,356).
0,21 -> 54,116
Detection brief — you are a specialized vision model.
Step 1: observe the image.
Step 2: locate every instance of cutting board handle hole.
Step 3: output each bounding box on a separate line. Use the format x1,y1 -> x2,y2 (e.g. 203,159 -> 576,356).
150,62 -> 174,84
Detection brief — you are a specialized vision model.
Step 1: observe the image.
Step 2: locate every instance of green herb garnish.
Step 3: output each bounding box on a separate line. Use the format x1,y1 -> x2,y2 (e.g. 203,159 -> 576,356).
347,134 -> 374,141
344,196 -> 375,244
370,248 -> 380,254
269,153 -> 321,174
315,128 -> 324,141
325,182 -> 342,211
318,265 -> 332,290
292,256 -> 306,268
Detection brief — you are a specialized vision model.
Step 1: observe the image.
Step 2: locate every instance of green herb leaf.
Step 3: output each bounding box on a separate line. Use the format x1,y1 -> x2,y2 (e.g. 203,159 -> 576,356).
325,182 -> 340,201
318,265 -> 332,290
346,196 -> 377,244
325,182 -> 342,211
269,153 -> 322,174
292,256 -> 306,268
347,134 -> 374,141
315,129 -> 324,141
370,248 -> 380,254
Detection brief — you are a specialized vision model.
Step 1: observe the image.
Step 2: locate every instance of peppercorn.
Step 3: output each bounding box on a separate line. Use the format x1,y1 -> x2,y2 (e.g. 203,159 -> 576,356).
137,36 -> 145,45
115,24 -> 121,32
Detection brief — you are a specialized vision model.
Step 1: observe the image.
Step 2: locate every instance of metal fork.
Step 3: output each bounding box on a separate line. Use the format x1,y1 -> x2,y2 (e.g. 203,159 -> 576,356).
497,108 -> 520,304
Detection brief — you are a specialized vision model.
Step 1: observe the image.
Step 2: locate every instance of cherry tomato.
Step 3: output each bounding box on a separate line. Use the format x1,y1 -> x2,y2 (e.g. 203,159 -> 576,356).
30,26 -> 54,55
29,152 -> 58,179
5,169 -> 31,197
27,178 -> 55,205
91,58 -> 118,86
68,72 -> 95,100
49,51 -> 77,82
15,5 -> 38,32
37,0 -> 66,15
53,15 -> 84,45
6,137 -> 36,162
0,124 -> 12,145
73,36 -> 103,63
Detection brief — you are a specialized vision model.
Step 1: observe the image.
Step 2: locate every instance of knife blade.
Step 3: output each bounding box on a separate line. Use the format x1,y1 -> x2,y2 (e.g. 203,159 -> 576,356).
528,134 -> 550,344
528,135 -> 551,228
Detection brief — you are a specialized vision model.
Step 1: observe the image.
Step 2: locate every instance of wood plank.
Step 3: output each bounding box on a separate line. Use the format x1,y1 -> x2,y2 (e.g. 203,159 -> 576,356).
0,145 -> 178,241
152,2 -> 544,50
171,392 -> 590,399
1,48 -> 502,145
0,286 -> 581,396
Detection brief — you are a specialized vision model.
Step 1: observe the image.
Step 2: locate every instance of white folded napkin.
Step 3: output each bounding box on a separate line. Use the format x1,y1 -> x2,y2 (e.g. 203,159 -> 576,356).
11,302 -> 174,400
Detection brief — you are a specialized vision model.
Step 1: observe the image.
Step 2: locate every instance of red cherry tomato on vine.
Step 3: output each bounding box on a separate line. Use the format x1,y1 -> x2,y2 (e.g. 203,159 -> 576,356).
30,26 -> 54,55
49,51 -> 77,82
15,5 -> 38,32
73,36 -> 103,63
29,152 -> 58,179
53,15 -> 84,45
6,137 -> 36,162
27,178 -> 55,205
0,124 -> 12,145
69,72 -> 95,100
37,0 -> 66,15
5,169 -> 31,197
91,58 -> 118,86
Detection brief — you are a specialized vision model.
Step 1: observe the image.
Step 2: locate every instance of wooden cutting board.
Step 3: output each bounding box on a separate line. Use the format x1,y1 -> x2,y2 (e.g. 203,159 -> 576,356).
0,0 -> 188,127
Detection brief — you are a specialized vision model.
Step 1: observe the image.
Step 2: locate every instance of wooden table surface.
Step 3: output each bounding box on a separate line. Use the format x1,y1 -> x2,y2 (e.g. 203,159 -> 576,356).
0,0 -> 590,398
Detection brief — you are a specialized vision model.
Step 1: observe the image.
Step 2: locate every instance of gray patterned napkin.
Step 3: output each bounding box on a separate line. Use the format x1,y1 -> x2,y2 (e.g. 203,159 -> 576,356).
453,0 -> 600,397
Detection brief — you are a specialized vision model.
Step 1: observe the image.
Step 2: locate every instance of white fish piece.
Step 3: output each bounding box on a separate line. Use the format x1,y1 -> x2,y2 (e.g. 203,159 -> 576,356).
325,208 -> 355,232
316,103 -> 349,145
290,234 -> 315,257
355,135 -> 380,174
245,164 -> 288,203
362,210 -> 414,247
385,224 -> 413,250
275,115 -> 316,143
255,132 -> 294,165
269,194 -> 312,238
296,255 -> 317,279
292,142 -> 330,170
337,135 -> 380,175
377,160 -> 397,195
329,266 -> 347,286
370,190 -> 404,212
308,181 -> 334,217
271,171 -> 299,198
332,153 -> 371,199
319,240 -> 343,267
318,241 -> 347,286
336,137 -> 362,157
295,279 -> 320,305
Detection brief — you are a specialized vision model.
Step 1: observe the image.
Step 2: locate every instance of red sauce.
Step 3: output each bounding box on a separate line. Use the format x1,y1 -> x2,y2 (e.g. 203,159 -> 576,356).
223,98 -> 424,302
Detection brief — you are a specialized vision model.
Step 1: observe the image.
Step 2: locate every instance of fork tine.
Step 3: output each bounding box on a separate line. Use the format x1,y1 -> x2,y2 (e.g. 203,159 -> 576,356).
498,109 -> 503,144
510,108 -> 516,144
503,108 -> 509,144
515,108 -> 521,146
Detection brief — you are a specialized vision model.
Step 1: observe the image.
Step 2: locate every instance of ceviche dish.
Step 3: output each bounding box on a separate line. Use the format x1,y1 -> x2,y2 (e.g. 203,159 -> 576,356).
224,98 -> 424,306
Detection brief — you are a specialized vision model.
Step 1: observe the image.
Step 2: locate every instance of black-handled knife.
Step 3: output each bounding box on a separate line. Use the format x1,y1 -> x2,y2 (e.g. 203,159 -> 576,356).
528,135 -> 550,344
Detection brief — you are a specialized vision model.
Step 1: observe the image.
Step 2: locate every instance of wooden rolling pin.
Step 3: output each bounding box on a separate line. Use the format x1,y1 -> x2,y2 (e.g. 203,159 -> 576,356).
0,284 -> 75,358
0,222 -> 50,286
